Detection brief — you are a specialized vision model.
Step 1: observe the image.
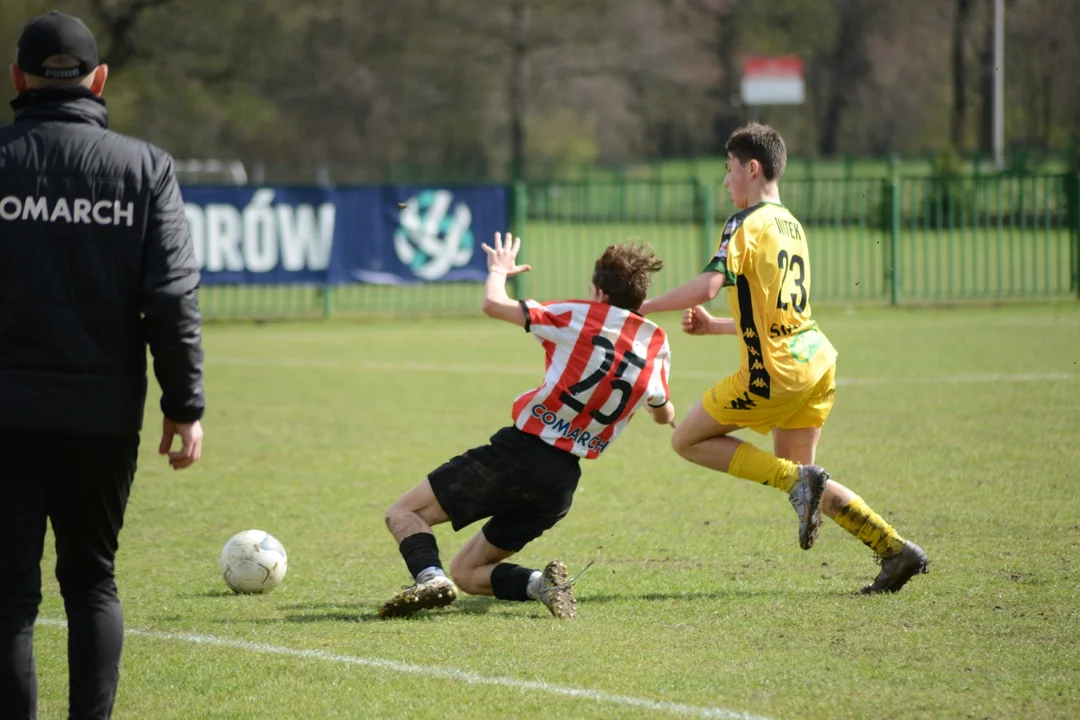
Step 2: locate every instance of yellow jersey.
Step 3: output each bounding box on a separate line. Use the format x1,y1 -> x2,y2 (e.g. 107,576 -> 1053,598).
704,202 -> 837,398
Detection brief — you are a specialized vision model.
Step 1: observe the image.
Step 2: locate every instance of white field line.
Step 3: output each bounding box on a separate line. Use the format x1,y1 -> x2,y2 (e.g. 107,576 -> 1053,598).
35,618 -> 772,720
206,355 -> 1074,386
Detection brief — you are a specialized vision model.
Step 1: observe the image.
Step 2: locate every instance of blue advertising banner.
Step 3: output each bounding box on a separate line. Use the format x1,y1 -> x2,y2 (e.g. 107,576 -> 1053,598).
179,185 -> 507,285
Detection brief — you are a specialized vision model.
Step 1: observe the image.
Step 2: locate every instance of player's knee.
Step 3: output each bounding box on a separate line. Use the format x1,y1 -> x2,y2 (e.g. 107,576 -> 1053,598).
384,500 -> 412,533
670,427 -> 694,458
448,555 -> 477,593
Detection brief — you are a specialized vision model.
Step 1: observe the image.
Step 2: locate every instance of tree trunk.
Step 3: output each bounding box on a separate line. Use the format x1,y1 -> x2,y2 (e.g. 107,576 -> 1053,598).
712,2 -> 743,152
818,0 -> 870,156
1038,34 -> 1058,151
950,0 -> 975,149
977,0 -> 994,157
508,0 -> 530,180
88,0 -> 175,71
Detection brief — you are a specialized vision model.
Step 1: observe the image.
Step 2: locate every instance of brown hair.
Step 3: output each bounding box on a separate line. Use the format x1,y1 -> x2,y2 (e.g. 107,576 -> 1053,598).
725,122 -> 787,181
592,243 -> 664,311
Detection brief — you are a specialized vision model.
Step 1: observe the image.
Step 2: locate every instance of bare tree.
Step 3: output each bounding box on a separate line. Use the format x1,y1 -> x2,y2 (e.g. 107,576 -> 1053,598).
506,0 -> 529,179
86,0 -> 175,70
817,0 -> 878,156
950,0 -> 976,149
7,0 -> 1076,171
666,0 -> 746,153
425,0 -> 671,178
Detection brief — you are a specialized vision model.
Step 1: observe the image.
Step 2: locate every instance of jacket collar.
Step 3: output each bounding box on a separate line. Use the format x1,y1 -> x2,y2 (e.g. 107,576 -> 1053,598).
10,86 -> 108,129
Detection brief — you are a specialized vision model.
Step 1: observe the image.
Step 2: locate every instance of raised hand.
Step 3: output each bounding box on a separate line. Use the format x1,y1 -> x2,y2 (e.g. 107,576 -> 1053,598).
481,232 -> 532,277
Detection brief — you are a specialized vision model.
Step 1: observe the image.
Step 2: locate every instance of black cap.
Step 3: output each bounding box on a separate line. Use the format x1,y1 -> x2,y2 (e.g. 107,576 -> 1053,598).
16,12 -> 99,80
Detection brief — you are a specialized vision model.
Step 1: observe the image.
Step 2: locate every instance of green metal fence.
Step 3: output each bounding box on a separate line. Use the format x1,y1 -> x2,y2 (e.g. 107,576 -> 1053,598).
196,174 -> 1080,319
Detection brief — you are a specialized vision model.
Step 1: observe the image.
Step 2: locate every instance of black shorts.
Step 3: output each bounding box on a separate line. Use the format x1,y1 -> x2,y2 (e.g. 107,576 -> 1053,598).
427,426 -> 582,552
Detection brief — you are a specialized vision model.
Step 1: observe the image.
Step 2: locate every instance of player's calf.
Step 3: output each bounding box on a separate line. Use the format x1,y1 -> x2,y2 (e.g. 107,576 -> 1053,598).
380,530 -> 458,619
830,491 -> 927,593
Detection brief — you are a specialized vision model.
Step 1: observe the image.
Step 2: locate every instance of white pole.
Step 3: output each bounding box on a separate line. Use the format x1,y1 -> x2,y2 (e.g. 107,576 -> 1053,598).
993,0 -> 1005,170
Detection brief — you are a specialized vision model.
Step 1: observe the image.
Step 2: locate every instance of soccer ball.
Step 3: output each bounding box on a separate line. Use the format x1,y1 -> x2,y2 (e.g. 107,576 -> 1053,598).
219,529 -> 288,594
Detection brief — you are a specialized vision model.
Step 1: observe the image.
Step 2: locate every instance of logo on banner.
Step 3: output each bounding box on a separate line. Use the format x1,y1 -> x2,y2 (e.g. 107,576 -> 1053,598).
394,190 -> 474,281
183,189 -> 335,274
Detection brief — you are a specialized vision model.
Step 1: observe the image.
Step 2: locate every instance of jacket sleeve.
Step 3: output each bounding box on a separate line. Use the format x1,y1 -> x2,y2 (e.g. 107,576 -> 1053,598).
140,153 -> 206,423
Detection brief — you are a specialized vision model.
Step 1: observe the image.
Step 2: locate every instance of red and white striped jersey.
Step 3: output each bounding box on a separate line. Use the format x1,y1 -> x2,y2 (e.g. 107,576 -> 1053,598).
511,299 -> 671,460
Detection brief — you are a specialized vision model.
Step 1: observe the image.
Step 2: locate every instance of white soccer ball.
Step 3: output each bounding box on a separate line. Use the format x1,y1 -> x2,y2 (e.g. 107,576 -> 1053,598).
219,529 -> 288,594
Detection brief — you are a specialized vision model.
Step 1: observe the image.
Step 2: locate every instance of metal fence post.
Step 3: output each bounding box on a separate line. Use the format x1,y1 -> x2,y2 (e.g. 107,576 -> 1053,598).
321,279 -> 333,318
889,175 -> 901,306
1072,173 -> 1080,298
697,179 -> 716,259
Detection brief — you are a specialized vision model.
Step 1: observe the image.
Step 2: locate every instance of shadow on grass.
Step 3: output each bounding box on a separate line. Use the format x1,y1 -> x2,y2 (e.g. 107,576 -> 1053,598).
186,585 -> 848,614
206,596 -> 508,624
576,587 -> 854,603
195,587 -> 854,628
181,589 -> 240,598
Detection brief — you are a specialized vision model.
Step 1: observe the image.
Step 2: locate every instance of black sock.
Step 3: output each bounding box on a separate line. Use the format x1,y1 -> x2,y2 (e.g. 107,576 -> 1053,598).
398,533 -> 442,579
490,563 -> 536,602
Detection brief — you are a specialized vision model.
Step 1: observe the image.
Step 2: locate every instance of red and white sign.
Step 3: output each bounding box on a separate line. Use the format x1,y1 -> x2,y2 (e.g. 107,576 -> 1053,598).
741,55 -> 805,106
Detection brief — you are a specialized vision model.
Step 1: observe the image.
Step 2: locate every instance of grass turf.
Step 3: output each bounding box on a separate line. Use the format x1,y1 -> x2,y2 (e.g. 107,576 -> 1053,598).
29,301 -> 1080,719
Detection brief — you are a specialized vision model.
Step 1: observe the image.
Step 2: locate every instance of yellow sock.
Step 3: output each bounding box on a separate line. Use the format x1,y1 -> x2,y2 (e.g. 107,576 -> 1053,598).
834,496 -> 906,557
728,443 -> 801,493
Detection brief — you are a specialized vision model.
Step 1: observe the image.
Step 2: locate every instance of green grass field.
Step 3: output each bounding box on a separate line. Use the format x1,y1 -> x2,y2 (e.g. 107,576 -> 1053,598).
29,302 -> 1080,719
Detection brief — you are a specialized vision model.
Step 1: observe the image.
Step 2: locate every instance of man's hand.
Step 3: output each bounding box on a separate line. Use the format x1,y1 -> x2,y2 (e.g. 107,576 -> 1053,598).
159,418 -> 203,470
682,305 -> 737,335
682,305 -> 715,335
648,401 -> 676,427
481,232 -> 532,277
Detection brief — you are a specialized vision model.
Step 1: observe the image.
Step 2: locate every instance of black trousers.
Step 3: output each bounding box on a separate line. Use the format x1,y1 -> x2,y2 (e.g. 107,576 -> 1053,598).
0,430 -> 139,720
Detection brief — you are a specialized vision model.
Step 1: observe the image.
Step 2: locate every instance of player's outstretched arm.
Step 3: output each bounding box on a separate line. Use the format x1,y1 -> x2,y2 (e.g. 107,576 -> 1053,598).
682,305 -> 737,336
481,231 -> 532,327
638,272 -> 725,316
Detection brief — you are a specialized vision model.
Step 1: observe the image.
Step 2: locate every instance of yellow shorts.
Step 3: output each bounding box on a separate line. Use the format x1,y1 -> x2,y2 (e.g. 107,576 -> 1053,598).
702,365 -> 836,435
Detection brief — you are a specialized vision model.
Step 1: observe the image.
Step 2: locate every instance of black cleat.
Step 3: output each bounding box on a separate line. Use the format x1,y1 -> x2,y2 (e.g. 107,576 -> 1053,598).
860,541 -> 929,595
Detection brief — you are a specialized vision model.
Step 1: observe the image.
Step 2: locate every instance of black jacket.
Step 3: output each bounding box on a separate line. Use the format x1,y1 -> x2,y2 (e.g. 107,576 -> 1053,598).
0,86 -> 205,435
